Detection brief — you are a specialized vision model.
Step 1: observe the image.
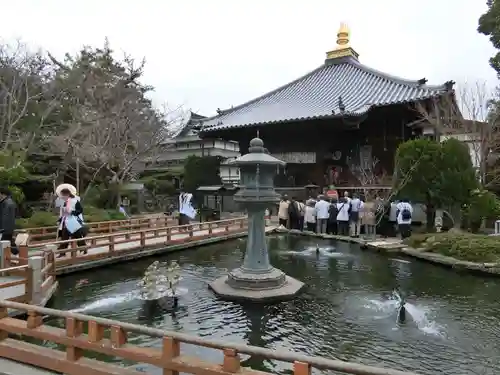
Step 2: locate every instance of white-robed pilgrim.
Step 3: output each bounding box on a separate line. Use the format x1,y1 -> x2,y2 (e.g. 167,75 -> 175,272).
56,183 -> 84,234
179,192 -> 196,219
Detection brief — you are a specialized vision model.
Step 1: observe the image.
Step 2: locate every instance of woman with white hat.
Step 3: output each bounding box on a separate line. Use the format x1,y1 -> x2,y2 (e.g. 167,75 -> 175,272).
56,184 -> 87,257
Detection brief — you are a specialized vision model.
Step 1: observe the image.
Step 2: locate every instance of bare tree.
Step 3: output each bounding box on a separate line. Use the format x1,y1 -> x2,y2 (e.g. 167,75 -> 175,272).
0,41 -> 63,154
47,42 -> 177,197
416,82 -> 500,188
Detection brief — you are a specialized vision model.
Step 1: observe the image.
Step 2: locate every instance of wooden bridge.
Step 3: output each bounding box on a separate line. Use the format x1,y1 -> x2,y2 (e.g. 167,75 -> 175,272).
0,300 -> 418,375
0,216 -> 421,375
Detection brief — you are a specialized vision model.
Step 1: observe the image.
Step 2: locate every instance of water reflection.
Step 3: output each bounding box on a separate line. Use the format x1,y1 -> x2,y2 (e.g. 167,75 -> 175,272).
50,234 -> 500,375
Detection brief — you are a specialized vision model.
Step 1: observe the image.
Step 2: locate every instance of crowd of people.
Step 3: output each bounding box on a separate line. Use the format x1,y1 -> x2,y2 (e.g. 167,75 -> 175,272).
277,192 -> 414,239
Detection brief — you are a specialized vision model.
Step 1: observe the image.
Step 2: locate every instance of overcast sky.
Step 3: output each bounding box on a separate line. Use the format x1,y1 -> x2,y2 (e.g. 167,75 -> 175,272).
0,0 -> 496,117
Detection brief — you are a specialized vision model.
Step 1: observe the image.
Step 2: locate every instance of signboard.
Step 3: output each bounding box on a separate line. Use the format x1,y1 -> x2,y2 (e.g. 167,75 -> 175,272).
326,189 -> 338,198
271,152 -> 316,164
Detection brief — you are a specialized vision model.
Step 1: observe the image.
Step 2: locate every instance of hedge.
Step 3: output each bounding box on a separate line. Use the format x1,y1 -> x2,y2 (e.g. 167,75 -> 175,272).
403,232 -> 500,263
16,207 -> 126,229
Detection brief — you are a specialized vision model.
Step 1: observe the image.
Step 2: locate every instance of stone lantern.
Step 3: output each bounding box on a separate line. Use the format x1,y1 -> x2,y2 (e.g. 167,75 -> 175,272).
209,137 -> 304,302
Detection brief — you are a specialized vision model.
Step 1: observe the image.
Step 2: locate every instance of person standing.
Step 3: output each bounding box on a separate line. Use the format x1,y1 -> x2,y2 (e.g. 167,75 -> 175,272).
296,199 -> 306,231
396,198 -> 413,239
118,204 -> 130,219
278,195 -> 290,228
343,191 -> 351,204
0,187 -> 17,254
288,197 -> 300,230
178,191 -> 196,230
314,195 -> 330,234
57,188 -> 87,257
336,197 -> 350,236
304,200 -> 316,232
327,198 -> 338,235
349,193 -> 364,237
388,200 -> 399,237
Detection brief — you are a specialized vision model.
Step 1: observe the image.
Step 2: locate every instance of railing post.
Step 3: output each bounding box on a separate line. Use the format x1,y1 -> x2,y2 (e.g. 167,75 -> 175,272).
208,223 -> 213,235
27,309 -> 43,329
0,306 -> 8,340
240,219 -> 244,228
65,317 -> 83,361
28,256 -> 43,304
110,325 -> 127,347
44,244 -> 57,275
293,361 -> 312,375
223,349 -> 240,373
162,337 -> 180,375
189,225 -> 193,238
109,235 -> 115,252
0,240 -> 10,269
140,231 -> 146,247
88,320 -> 105,342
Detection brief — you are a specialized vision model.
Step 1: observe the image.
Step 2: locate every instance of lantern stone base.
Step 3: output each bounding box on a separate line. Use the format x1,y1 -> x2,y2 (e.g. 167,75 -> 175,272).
209,267 -> 304,302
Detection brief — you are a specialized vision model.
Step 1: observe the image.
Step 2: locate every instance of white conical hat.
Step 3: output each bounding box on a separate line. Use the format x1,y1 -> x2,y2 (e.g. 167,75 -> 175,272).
55,183 -> 77,197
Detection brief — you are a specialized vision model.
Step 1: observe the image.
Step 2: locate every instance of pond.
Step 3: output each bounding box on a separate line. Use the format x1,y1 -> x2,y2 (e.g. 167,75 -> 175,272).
50,235 -> 500,374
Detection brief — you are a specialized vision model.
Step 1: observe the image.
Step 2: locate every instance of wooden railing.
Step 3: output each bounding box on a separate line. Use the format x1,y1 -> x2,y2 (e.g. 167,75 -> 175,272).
0,300 -> 418,375
0,266 -> 32,304
17,215 -> 176,244
28,217 -> 248,269
1,242 -> 56,304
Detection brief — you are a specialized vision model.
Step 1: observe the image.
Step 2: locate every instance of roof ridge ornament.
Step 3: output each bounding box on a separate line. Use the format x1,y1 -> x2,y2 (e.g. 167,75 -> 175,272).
325,23 -> 359,63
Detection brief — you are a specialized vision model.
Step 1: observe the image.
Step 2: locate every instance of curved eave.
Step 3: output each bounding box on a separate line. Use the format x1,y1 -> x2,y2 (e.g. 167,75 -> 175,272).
200,92 -> 446,135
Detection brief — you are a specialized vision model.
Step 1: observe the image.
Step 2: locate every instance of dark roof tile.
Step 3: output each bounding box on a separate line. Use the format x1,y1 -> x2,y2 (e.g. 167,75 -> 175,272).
200,57 -> 451,132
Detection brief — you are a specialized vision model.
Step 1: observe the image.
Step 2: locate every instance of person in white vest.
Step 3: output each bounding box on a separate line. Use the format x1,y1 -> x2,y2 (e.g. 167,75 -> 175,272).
178,190 -> 196,230
396,198 -> 413,239
314,195 -> 330,234
56,185 -> 87,257
349,193 -> 364,237
336,197 -> 350,236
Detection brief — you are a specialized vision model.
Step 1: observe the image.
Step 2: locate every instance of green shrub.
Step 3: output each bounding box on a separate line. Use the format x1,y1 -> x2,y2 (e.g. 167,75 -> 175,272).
16,207 -> 127,228
404,232 -> 500,262
16,211 -> 57,229
462,189 -> 500,232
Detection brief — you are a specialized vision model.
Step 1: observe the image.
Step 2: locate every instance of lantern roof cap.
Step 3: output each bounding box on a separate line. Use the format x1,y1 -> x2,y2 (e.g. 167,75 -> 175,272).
230,137 -> 286,166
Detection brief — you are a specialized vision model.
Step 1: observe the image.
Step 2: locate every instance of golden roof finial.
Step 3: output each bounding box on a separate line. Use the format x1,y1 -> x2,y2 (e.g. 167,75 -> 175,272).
325,22 -> 359,62
336,23 -> 350,48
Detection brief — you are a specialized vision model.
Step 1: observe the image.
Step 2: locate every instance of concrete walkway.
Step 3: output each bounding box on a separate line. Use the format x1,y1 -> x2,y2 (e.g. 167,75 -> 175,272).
0,358 -> 59,375
0,276 -> 25,302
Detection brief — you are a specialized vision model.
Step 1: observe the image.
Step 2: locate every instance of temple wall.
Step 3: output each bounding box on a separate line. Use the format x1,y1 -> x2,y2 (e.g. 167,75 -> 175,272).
205,104 -> 420,189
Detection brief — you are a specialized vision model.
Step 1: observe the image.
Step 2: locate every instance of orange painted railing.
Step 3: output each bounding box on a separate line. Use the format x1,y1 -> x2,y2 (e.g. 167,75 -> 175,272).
1,242 -> 56,304
0,266 -> 32,304
0,300 -> 418,375
18,215 -> 176,244
28,217 -> 248,270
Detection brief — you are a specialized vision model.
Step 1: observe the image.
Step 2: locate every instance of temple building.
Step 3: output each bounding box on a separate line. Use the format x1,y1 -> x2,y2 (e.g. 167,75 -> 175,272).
146,111 -> 241,184
199,24 -> 455,190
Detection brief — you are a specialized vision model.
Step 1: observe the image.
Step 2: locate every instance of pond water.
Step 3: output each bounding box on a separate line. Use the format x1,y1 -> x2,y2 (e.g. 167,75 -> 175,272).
49,235 -> 500,374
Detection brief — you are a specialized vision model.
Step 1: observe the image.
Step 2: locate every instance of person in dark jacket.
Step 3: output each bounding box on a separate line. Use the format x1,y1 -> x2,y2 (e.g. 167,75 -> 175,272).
0,187 -> 17,254
288,197 -> 300,230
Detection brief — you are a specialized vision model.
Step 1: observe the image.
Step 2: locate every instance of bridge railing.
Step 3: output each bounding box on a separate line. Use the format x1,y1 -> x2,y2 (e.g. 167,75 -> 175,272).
1,241 -> 57,304
0,265 -> 32,303
0,300 -> 418,375
28,217 -> 248,268
18,215 -> 176,244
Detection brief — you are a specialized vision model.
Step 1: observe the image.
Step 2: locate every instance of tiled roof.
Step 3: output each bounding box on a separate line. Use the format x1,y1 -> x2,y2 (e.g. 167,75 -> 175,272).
172,111 -> 206,138
200,56 -> 453,133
